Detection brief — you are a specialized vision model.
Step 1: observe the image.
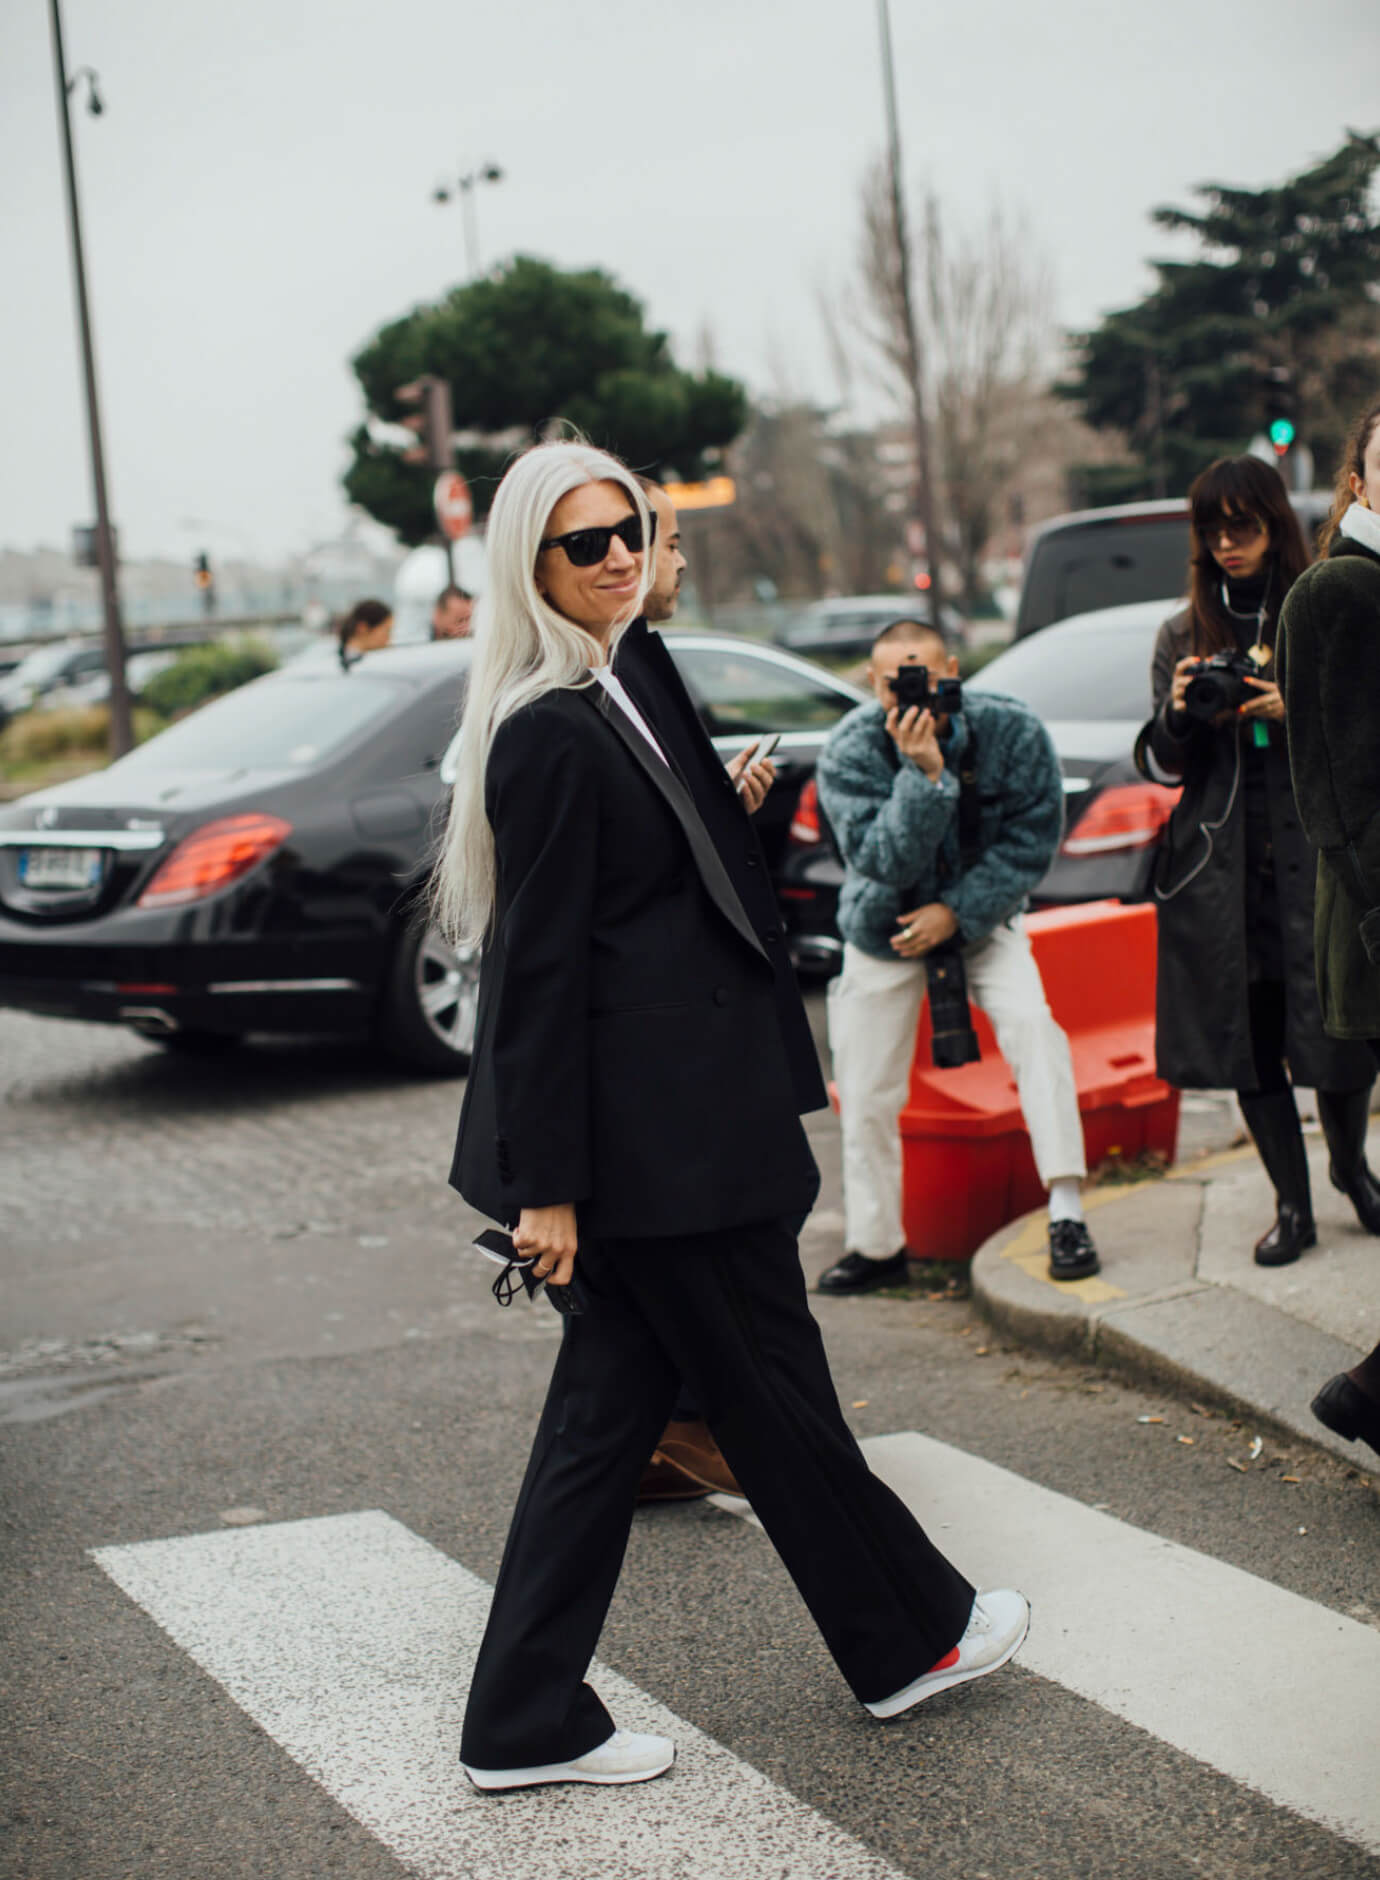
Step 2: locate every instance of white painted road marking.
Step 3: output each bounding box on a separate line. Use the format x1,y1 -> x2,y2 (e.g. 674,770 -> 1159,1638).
92,1510 -> 905,1880
725,1431 -> 1380,1856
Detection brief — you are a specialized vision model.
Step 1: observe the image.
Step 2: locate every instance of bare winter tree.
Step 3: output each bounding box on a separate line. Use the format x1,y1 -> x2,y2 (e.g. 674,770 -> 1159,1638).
857,159 -> 1054,616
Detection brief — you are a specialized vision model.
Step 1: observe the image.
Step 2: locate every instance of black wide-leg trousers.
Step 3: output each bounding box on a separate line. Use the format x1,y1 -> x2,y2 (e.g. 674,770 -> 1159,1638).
459,1217 -> 976,1771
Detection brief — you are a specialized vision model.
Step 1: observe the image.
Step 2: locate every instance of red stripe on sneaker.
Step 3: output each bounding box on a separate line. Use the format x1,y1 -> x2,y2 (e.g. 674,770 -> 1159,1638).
928,1646 -> 960,1672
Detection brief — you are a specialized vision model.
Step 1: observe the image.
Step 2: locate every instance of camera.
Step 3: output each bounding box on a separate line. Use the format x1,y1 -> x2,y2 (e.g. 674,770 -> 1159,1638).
890,665 -> 963,716
926,940 -> 981,1068
1182,649 -> 1257,723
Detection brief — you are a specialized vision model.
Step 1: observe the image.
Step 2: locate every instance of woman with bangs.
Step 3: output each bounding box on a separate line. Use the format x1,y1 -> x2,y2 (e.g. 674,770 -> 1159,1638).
1142,455 -> 1378,1268
434,439 -> 1029,1796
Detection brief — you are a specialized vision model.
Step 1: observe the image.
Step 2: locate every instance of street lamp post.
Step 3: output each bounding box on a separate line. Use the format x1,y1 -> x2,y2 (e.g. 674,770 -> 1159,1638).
431,163 -> 503,278
48,0 -> 133,757
875,0 -> 945,617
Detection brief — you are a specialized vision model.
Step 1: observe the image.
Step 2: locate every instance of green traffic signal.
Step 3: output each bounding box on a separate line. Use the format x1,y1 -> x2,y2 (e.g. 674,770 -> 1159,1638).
1269,418 -> 1296,453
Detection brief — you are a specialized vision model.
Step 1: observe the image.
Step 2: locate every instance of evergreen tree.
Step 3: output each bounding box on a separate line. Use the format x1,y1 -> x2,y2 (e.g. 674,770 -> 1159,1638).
1060,132 -> 1380,503
343,257 -> 747,543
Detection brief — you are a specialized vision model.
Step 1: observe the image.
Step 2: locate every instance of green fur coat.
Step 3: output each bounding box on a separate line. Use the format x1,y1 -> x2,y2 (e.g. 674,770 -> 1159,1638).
1276,521 -> 1380,1041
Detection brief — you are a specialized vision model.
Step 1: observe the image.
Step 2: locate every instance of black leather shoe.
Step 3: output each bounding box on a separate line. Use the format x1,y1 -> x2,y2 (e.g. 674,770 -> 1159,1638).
1047,1219 -> 1100,1281
816,1248 -> 909,1295
1253,1204 -> 1317,1267
1311,1373 -> 1380,1460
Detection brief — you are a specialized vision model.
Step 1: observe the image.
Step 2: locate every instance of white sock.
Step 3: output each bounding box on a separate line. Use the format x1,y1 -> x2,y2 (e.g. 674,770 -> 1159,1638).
1048,1178 -> 1084,1225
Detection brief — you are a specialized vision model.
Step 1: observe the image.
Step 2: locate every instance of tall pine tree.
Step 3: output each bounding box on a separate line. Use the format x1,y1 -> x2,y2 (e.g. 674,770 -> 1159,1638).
1061,132 -> 1380,504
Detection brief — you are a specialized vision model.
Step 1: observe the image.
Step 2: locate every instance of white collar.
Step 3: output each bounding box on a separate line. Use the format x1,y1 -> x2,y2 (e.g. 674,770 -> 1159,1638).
1339,501 -> 1380,558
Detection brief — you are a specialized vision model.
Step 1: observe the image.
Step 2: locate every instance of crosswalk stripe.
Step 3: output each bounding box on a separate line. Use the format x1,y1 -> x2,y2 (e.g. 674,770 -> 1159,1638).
723,1431 -> 1380,1855
91,1510 -> 906,1880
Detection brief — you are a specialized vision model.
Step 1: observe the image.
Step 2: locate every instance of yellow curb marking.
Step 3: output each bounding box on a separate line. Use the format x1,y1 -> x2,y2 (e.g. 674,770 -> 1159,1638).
992,1143 -> 1255,1302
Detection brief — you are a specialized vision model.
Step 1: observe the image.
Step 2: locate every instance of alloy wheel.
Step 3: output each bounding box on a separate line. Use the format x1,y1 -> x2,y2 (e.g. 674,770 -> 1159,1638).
412,925 -> 481,1059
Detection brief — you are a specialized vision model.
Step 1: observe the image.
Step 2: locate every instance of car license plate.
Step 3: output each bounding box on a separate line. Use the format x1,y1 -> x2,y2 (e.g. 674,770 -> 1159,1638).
18,846 -> 105,890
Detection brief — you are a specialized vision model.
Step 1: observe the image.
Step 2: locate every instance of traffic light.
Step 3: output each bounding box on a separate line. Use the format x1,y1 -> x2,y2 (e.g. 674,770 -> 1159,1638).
1269,418 -> 1296,458
194,550 -> 215,616
396,376 -> 454,472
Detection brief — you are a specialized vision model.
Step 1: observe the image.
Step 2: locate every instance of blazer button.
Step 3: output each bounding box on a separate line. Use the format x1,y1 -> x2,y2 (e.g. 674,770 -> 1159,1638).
763,927 -> 781,945
745,852 -> 760,868
713,986 -> 729,1006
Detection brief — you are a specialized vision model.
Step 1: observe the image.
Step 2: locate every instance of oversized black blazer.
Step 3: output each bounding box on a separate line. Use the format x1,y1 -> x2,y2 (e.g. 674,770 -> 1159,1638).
613,618 -> 828,1116
449,680 -> 821,1238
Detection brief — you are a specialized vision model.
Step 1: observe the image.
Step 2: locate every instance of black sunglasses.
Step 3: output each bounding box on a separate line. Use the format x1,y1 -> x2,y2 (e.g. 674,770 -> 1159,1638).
538,509 -> 656,568
1197,511 -> 1265,547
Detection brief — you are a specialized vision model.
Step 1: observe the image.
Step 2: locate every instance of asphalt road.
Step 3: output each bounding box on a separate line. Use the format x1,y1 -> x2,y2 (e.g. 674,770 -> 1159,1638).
2,1001 -> 1377,1880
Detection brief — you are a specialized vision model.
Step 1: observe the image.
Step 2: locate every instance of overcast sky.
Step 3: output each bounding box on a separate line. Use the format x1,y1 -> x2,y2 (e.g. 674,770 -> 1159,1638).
4,0 -> 1378,564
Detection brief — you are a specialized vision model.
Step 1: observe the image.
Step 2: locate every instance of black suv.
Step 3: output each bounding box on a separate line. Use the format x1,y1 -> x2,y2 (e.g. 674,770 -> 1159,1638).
1014,491 -> 1333,640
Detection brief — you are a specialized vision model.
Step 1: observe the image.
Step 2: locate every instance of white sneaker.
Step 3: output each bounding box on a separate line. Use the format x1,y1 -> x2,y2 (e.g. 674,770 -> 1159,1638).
463,1728 -> 676,1792
866,1589 -> 1030,1719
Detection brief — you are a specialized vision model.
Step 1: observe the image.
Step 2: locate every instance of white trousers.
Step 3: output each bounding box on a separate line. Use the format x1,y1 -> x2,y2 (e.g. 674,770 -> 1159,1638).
826,916 -> 1087,1258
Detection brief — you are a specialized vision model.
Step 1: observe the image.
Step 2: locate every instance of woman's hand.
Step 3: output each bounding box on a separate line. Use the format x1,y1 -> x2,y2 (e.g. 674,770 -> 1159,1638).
1169,655 -> 1199,714
514,1203 -> 579,1287
1238,677 -> 1285,723
727,744 -> 777,815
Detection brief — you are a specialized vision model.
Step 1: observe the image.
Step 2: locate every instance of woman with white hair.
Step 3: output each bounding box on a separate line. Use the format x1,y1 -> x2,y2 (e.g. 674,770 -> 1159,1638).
437,440 -> 1028,1794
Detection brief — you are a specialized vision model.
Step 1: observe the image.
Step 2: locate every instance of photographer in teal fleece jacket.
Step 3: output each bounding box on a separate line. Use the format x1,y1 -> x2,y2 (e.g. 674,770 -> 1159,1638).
815,619 -> 1099,1291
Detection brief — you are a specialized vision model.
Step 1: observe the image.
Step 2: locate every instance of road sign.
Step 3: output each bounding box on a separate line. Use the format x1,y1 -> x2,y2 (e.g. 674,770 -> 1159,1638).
434,472 -> 473,541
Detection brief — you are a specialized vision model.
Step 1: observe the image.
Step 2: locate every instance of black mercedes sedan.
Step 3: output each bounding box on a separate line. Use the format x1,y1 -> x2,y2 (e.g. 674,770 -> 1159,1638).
0,634 -> 865,1070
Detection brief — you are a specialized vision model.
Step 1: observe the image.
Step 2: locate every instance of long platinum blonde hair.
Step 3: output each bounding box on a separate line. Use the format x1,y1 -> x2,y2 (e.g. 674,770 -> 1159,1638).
431,441 -> 654,946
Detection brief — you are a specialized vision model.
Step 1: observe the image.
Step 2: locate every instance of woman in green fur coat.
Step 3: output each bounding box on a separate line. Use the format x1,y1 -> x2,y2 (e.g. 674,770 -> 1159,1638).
1278,393 -> 1380,1462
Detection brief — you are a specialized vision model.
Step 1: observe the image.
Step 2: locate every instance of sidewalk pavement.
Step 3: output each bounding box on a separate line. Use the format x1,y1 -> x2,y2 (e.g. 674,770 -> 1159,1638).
972,1122 -> 1378,1469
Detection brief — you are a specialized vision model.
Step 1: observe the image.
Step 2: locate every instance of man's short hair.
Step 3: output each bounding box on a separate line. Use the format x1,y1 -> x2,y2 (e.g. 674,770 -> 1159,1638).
435,584 -> 472,605
871,617 -> 949,657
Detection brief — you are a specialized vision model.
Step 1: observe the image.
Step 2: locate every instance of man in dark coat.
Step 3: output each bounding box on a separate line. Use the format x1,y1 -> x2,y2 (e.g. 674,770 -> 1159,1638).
1278,457 -> 1380,1461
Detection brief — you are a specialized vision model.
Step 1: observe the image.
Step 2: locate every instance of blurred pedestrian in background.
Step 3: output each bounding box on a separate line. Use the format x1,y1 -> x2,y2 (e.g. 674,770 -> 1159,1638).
337,597 -> 393,667
435,440 -> 1028,1794
431,585 -> 474,640
1277,394 -> 1380,1457
1141,456 -> 1378,1268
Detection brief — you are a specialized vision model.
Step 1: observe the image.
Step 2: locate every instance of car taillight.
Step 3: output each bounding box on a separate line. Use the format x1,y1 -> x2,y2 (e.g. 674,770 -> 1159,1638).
137,813 -> 292,909
789,777 -> 823,846
1060,783 -> 1179,857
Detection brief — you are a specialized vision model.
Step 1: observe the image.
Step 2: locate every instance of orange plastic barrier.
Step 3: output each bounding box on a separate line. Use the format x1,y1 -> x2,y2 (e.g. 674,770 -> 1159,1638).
896,901 -> 1179,1262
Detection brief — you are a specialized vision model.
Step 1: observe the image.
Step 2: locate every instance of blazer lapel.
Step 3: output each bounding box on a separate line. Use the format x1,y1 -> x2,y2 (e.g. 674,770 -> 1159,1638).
582,684 -> 768,965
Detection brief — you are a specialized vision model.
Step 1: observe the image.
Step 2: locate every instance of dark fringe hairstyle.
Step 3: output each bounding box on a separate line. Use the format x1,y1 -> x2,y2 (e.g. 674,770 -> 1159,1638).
1318,395 -> 1380,554
1186,457 -> 1309,658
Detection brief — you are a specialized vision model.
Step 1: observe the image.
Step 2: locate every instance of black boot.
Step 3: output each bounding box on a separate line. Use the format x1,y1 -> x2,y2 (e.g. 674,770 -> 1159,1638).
1316,1086 -> 1380,1235
1238,1089 -> 1316,1267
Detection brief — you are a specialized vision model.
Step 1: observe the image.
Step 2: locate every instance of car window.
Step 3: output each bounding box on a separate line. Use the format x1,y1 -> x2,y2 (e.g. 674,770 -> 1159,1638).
968,625 -> 1156,722
670,644 -> 858,734
1019,519 -> 1190,636
113,672 -> 410,774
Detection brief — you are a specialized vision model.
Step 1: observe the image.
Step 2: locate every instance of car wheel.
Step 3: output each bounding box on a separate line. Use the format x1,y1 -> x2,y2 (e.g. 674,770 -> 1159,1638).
138,1027 -> 244,1055
381,918 -> 480,1074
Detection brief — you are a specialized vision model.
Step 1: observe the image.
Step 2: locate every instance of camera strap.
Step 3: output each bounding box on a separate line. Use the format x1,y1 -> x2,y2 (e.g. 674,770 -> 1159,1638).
956,727 -> 981,874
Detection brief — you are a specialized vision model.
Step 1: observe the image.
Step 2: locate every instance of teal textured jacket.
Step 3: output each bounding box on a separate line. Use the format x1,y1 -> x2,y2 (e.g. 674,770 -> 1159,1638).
815,691 -> 1065,960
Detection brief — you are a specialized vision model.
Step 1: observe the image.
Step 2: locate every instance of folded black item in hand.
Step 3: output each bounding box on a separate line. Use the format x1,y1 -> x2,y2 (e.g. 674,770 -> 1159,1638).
473,1227 -> 586,1315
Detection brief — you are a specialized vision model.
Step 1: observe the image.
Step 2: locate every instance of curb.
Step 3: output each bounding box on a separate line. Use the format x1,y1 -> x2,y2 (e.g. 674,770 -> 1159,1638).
970,1155 -> 1371,1470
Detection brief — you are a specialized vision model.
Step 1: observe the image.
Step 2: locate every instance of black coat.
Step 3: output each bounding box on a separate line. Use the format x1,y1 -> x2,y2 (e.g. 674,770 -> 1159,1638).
1143,608 -> 1372,1092
449,679 -> 821,1238
1277,529 -> 1380,1040
613,619 -> 828,1111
